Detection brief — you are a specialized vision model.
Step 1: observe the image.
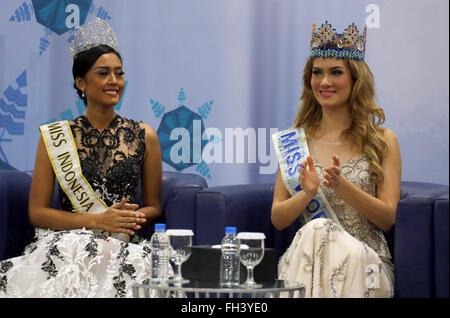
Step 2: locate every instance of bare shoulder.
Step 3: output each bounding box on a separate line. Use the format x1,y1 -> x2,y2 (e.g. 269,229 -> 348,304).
382,127 -> 399,145
139,122 -> 159,143
381,128 -> 401,161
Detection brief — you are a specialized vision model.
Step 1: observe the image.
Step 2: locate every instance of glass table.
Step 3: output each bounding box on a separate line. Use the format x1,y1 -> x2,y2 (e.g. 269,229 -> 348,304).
132,279 -> 305,298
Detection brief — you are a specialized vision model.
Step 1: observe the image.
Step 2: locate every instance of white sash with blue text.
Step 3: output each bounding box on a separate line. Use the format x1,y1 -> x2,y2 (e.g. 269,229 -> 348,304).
40,120 -> 129,242
272,127 -> 342,226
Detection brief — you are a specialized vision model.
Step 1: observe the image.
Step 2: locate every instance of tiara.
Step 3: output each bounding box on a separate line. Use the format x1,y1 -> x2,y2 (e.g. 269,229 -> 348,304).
310,21 -> 366,60
70,18 -> 119,59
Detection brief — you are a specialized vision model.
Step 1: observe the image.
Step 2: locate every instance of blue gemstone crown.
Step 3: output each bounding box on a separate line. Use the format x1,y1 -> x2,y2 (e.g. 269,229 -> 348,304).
310,21 -> 367,60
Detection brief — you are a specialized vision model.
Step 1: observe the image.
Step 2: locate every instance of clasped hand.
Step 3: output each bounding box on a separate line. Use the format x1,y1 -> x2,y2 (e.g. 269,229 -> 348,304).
299,155 -> 341,198
99,198 -> 147,236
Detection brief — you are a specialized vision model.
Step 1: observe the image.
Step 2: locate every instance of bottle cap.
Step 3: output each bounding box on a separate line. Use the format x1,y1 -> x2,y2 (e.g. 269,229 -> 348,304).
154,223 -> 166,231
237,232 -> 266,239
225,227 -> 237,234
166,229 -> 194,236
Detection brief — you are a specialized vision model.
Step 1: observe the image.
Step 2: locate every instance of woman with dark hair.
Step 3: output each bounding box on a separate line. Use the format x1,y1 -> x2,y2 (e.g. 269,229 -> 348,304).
0,19 -> 162,297
271,22 -> 401,297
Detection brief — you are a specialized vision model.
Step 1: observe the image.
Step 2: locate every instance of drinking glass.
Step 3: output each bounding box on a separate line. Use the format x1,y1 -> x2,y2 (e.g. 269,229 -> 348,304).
237,232 -> 266,287
166,229 -> 194,284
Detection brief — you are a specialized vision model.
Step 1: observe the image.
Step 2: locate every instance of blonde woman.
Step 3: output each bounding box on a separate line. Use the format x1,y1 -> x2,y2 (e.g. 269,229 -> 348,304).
271,22 -> 401,297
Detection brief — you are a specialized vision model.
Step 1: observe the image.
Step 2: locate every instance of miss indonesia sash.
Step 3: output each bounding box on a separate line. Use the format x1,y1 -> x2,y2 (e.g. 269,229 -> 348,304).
40,121 -> 129,242
272,127 -> 342,227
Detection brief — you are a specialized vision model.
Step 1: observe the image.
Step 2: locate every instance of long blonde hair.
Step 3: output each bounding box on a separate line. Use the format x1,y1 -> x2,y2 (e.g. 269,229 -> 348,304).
294,57 -> 388,184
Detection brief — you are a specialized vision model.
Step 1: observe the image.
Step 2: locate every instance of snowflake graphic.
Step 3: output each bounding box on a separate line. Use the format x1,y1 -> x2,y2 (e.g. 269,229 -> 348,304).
1,1 -> 115,170
152,87 -> 214,179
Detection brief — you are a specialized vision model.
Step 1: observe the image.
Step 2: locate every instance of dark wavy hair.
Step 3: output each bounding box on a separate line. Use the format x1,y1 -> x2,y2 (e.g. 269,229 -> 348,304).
72,44 -> 122,105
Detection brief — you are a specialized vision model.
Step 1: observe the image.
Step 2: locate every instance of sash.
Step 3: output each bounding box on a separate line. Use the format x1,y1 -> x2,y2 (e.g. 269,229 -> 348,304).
40,120 -> 129,242
272,127 -> 342,227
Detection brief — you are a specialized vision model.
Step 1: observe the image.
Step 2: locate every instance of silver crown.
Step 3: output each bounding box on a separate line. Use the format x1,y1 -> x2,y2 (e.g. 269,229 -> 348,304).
70,18 -> 118,59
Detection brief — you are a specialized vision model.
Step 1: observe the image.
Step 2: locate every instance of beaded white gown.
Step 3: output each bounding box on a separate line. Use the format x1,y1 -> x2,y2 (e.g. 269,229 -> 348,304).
278,155 -> 395,298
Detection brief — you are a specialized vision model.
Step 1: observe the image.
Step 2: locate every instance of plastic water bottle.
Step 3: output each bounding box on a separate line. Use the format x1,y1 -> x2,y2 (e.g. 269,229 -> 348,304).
150,223 -> 170,284
220,227 -> 241,287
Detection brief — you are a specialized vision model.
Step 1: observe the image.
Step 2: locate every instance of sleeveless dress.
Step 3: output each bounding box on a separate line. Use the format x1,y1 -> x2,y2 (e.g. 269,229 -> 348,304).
0,114 -> 156,298
278,155 -> 395,298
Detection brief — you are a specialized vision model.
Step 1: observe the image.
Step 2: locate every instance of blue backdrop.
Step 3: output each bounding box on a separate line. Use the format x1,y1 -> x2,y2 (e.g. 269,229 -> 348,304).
0,0 -> 448,186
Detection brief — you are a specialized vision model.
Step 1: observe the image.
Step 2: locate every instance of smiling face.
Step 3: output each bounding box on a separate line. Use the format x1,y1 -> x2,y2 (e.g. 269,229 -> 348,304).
76,52 -> 125,108
310,58 -> 353,110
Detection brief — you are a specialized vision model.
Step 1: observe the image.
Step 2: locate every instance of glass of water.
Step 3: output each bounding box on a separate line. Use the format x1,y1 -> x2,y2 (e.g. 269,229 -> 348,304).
237,232 -> 266,287
166,229 -> 194,284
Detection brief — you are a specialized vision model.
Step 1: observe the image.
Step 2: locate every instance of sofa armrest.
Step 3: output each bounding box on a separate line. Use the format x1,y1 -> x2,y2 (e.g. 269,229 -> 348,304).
0,170 -> 34,261
433,194 -> 449,298
136,171 -> 208,241
395,181 -> 449,298
394,197 -> 434,297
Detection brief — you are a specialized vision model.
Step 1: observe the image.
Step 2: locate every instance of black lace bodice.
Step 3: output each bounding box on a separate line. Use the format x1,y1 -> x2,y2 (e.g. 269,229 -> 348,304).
59,114 -> 146,212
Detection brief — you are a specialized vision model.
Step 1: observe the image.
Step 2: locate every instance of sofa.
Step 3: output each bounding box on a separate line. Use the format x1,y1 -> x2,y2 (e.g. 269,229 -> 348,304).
193,181 -> 449,298
0,170 -> 207,261
0,169 -> 448,298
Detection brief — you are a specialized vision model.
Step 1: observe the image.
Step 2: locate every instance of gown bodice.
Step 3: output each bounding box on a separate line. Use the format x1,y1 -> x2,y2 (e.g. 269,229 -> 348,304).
59,114 -> 146,212
312,155 -> 394,274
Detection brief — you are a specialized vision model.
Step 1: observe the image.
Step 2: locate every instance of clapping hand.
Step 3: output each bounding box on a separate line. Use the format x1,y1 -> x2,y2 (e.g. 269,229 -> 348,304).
323,155 -> 341,189
299,155 -> 320,198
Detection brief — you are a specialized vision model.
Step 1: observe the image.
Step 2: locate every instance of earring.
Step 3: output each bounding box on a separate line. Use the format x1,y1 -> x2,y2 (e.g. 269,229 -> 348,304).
82,90 -> 85,98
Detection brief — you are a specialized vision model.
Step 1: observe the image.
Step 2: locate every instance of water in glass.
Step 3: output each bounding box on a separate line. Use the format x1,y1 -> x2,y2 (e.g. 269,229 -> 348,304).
237,232 -> 266,287
166,229 -> 194,284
